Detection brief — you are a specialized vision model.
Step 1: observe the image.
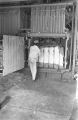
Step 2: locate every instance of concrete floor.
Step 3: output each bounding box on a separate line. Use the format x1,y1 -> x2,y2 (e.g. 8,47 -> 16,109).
0,68 -> 76,120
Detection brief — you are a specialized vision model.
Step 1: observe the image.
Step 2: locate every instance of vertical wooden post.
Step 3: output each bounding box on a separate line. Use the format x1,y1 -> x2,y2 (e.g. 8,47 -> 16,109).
69,74 -> 78,120
64,38 -> 68,69
72,1 -> 78,73
69,2 -> 78,120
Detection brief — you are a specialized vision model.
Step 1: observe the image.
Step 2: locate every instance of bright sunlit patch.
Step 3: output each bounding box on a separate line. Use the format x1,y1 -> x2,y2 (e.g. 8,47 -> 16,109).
74,74 -> 78,100
76,78 -> 78,99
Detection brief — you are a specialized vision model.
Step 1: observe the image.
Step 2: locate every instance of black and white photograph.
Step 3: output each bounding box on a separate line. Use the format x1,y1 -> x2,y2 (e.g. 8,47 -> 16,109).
0,0 -> 78,120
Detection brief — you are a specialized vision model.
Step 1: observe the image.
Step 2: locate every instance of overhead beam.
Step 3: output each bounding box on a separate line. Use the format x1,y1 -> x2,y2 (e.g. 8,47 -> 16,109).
0,2 -> 73,9
72,1 -> 78,73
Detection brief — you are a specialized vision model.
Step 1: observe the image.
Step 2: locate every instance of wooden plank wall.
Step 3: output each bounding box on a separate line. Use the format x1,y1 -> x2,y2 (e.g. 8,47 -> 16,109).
3,35 -> 24,76
31,5 -> 65,34
0,8 -> 20,35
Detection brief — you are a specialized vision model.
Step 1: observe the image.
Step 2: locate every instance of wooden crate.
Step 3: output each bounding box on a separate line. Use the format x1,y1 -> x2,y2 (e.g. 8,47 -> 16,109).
0,35 -> 24,76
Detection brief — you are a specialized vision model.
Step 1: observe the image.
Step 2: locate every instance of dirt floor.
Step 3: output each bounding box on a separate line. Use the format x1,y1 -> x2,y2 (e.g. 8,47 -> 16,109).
0,68 -> 76,120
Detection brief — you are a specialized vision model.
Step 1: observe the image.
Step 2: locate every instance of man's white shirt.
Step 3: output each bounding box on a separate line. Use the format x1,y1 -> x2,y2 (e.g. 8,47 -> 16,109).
29,45 -> 40,62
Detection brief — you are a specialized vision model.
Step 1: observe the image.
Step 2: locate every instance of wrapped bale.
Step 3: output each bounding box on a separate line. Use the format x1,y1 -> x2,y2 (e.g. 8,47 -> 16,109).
48,47 -> 54,68
59,47 -> 64,69
43,47 -> 49,68
54,46 -> 59,69
38,47 -> 44,67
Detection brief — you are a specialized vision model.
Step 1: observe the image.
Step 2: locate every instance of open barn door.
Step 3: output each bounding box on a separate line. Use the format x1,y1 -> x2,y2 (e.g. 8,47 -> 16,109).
3,35 -> 24,76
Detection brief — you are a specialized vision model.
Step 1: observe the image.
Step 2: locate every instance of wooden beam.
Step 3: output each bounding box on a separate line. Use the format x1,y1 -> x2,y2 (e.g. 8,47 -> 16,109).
72,2 -> 78,73
0,2 -> 73,9
30,33 -> 65,38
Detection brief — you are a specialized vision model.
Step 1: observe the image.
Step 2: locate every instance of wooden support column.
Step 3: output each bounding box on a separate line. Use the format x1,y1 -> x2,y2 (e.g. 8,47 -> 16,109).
69,2 -> 78,120
72,1 -> 78,73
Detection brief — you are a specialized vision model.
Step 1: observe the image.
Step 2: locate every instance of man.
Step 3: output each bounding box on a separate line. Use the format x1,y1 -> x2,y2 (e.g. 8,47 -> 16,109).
28,44 -> 40,81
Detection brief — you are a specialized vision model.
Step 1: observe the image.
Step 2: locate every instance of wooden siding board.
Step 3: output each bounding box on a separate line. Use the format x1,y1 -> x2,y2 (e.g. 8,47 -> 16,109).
0,14 -> 1,34
43,6 -> 45,33
58,8 -> 60,33
40,7 -> 42,33
51,7 -> 53,33
1,14 -> 4,34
